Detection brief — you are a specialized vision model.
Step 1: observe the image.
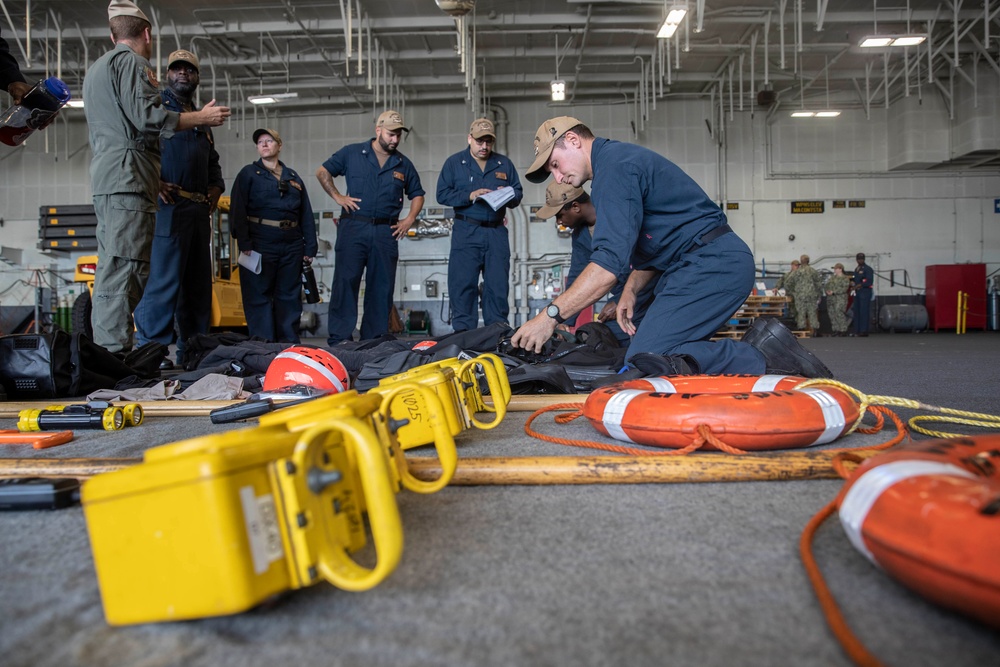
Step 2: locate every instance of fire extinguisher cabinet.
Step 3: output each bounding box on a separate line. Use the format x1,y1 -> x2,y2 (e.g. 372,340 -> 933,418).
925,264 -> 986,331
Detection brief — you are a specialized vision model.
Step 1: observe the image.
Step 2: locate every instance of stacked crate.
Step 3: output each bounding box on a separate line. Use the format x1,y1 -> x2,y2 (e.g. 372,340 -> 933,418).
39,204 -> 98,251
712,295 -> 804,339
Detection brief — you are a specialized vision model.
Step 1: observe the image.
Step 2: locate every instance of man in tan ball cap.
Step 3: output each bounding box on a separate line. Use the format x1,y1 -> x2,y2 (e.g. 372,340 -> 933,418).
82,1 -> 231,356
512,116 -> 832,380
435,117 -> 523,332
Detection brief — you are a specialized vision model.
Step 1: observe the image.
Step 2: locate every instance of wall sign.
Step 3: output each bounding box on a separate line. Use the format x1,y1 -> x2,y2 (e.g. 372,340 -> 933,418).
832,200 -> 846,208
849,200 -> 866,208
791,201 -> 824,214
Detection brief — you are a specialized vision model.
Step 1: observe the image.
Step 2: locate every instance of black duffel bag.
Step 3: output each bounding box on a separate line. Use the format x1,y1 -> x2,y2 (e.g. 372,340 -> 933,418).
0,331 -> 158,399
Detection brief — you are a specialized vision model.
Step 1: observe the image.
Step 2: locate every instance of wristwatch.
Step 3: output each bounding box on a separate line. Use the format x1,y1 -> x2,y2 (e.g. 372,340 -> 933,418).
545,303 -> 567,324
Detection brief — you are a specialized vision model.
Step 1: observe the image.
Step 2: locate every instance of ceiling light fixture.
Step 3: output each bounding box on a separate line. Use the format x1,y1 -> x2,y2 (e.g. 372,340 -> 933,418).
247,92 -> 298,105
550,80 -> 566,102
657,5 -> 687,39
859,34 -> 926,48
65,98 -> 85,108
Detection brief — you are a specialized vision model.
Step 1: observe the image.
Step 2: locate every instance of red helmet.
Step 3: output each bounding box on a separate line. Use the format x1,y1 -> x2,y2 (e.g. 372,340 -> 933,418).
263,346 -> 350,393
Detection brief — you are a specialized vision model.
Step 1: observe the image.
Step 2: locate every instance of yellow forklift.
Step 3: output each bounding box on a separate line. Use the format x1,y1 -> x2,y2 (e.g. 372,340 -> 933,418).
71,196 -> 246,337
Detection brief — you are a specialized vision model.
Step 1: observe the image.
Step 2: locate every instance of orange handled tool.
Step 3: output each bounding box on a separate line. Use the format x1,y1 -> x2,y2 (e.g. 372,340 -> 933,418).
0,430 -> 74,449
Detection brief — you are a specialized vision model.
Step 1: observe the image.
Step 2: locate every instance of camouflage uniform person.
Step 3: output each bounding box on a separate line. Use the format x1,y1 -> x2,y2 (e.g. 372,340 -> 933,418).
824,263 -> 851,336
83,0 -> 229,353
775,259 -> 799,321
784,254 -> 824,335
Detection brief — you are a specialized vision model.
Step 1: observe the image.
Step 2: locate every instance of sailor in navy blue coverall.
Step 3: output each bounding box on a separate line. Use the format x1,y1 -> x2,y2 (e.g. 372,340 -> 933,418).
512,117 -> 767,374
535,182 -> 654,346
436,118 -> 523,331
134,50 -> 223,362
230,128 -> 317,343
851,252 -> 875,335
316,110 -> 425,344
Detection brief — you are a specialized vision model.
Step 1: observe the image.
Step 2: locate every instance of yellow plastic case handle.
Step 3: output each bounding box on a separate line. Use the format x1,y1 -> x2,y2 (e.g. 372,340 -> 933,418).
377,382 -> 458,494
287,420 -> 404,592
457,354 -> 508,429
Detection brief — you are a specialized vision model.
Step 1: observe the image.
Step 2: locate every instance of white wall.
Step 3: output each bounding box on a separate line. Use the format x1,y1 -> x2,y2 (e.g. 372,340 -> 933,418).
1,86 -> 998,323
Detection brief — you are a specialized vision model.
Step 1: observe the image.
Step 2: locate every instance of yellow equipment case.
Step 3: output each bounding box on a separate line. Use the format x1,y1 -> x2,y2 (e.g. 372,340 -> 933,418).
82,391 -> 444,626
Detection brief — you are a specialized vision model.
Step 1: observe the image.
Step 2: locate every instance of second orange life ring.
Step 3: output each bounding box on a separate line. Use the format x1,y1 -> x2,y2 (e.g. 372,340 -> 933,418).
836,434 -> 1000,629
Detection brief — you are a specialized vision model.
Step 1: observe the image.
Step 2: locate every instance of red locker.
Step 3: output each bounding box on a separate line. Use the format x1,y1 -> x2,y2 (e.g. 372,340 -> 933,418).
925,264 -> 987,331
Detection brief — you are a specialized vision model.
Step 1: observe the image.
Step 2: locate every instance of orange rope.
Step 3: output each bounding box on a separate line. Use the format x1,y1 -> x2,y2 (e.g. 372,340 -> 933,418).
799,451 -> 887,667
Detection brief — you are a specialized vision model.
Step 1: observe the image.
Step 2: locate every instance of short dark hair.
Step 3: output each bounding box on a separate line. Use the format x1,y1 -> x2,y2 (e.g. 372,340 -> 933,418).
110,16 -> 150,41
554,123 -> 595,149
856,252 -> 866,261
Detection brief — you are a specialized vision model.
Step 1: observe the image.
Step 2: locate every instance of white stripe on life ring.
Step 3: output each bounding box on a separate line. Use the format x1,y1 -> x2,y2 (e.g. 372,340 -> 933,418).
800,387 -> 846,446
645,378 -> 677,393
752,375 -> 792,392
839,460 -> 977,564
601,389 -> 647,443
276,351 -> 347,393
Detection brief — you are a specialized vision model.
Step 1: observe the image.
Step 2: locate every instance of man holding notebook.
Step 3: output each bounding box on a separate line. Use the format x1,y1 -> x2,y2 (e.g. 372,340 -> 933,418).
436,117 -> 523,332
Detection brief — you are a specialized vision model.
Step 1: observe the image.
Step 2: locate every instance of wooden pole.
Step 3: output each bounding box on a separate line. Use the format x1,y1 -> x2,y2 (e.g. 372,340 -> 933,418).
0,449 -> 877,484
0,396 -> 581,419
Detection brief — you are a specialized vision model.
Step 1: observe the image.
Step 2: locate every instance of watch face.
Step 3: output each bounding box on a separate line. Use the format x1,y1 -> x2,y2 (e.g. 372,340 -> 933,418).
547,305 -> 559,318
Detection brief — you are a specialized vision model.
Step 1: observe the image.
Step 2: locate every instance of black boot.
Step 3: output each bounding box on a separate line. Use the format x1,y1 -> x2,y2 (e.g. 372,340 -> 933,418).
627,352 -> 701,376
741,318 -> 834,379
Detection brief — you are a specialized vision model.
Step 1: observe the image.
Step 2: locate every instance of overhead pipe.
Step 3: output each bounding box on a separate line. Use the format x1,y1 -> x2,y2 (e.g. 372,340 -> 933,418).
356,0 -> 363,75
568,3 -> 592,103
778,1 -> 786,70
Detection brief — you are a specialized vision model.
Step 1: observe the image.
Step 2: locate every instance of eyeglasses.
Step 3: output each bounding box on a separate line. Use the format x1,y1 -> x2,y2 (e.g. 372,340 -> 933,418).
473,137 -> 495,145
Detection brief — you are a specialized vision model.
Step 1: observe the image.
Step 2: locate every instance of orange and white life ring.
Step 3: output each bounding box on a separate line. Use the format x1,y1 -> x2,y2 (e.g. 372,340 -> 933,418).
618,373 -> 808,395
582,378 -> 858,451
836,434 -> 1000,629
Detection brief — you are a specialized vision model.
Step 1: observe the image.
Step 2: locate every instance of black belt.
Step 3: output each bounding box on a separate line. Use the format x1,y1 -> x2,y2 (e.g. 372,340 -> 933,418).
343,214 -> 396,225
688,224 -> 733,252
454,212 -> 503,227
248,216 -> 298,229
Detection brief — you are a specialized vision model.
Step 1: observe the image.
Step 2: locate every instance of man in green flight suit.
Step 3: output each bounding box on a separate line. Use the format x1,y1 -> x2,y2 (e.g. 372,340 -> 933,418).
83,0 -> 230,354
784,254 -> 824,337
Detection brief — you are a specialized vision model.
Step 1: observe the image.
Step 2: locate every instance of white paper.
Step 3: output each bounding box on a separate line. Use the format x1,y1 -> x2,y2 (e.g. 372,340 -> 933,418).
475,186 -> 515,212
237,250 -> 262,274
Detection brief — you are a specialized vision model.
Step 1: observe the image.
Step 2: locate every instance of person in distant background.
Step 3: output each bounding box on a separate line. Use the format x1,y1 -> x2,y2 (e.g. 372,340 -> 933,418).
230,128 -> 317,343
783,254 -> 824,337
825,263 -> 851,336
775,259 -> 799,322
134,49 -> 223,369
851,252 -> 874,336
1,27 -> 30,103
316,110 -> 425,344
436,117 -> 523,332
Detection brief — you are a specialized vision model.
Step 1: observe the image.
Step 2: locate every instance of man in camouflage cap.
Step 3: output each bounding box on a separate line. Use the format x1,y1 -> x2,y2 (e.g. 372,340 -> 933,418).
84,1 -> 230,355
436,117 -> 523,332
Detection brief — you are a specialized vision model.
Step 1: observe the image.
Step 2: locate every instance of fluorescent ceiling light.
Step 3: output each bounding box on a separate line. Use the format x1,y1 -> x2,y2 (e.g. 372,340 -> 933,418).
859,34 -> 926,48
65,98 -> 85,108
891,35 -> 926,47
666,8 -> 687,24
247,92 -> 298,105
791,110 -> 841,118
657,21 -> 679,39
550,79 -> 566,102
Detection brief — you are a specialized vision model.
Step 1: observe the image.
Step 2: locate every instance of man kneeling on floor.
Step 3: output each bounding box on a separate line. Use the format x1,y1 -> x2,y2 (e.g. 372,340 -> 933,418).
510,117 -> 832,380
